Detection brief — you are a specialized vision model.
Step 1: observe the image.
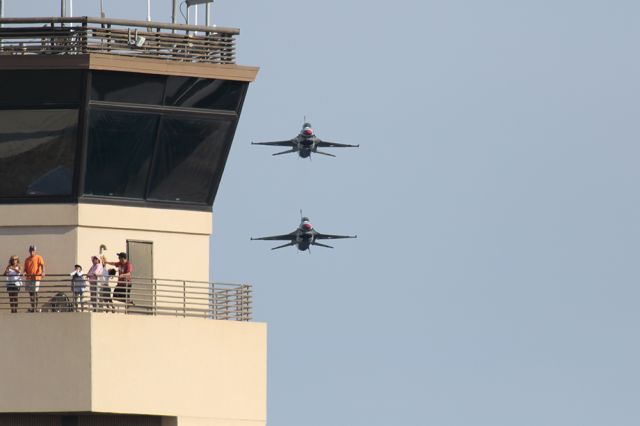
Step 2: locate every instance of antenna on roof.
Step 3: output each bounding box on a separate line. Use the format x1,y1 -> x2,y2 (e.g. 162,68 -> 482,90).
172,0 -> 178,24
206,1 -> 212,26
147,0 -> 151,21
99,0 -> 105,18
59,0 -> 73,18
186,0 -> 215,26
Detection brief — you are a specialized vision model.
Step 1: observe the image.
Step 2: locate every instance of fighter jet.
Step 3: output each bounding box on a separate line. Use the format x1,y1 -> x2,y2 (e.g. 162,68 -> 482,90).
251,216 -> 357,251
251,122 -> 359,158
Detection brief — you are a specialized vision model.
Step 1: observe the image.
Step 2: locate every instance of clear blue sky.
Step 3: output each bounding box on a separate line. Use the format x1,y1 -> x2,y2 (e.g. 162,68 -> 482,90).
7,1 -> 640,425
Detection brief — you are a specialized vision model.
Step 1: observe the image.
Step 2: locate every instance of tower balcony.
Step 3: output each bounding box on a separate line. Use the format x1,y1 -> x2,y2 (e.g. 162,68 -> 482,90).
0,278 -> 265,425
0,275 -> 252,320
0,313 -> 266,425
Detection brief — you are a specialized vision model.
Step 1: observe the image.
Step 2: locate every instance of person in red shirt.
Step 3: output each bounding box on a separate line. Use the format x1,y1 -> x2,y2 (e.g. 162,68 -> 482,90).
103,252 -> 133,305
24,245 -> 45,312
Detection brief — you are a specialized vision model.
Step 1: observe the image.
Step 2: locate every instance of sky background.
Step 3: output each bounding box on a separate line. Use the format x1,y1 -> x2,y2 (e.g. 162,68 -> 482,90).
6,1 -> 640,425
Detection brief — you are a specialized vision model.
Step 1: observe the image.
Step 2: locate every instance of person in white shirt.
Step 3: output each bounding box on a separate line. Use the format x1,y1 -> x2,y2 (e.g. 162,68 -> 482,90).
70,264 -> 86,312
4,256 -> 22,313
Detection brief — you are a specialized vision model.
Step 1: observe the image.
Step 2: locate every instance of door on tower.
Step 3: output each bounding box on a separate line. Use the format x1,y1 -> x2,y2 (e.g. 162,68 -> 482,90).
127,240 -> 153,311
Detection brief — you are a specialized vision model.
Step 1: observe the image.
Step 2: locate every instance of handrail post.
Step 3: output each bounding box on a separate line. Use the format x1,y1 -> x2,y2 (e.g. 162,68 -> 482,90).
80,19 -> 88,54
214,283 -> 216,319
245,285 -> 251,321
235,287 -> 241,321
183,281 -> 186,317
153,279 -> 157,316
224,289 -> 230,320
0,0 -> 4,51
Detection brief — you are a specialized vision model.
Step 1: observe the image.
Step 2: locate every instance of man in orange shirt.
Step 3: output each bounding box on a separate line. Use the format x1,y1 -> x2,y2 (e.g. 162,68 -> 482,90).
24,245 -> 45,312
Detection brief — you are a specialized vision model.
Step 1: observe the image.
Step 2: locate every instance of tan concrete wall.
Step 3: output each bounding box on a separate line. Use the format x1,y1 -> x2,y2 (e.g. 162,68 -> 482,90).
77,204 -> 211,281
0,204 -> 213,282
0,314 -> 266,425
0,204 -> 78,227
76,227 -> 210,282
91,315 -> 266,422
77,204 -> 212,236
0,226 -> 78,275
0,313 -> 92,413
174,417 -> 265,426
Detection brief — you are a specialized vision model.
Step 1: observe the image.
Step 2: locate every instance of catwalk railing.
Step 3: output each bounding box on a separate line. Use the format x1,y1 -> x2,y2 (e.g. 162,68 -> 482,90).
0,16 -> 238,64
0,275 -> 252,321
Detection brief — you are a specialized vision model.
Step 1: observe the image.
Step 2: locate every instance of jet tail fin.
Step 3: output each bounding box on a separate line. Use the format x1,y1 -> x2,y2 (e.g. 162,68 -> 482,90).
273,149 -> 297,156
311,241 -> 334,249
314,150 -> 336,158
271,242 -> 296,250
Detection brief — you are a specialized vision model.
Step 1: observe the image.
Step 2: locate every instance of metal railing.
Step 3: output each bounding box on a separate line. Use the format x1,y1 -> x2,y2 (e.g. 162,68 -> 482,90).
0,275 -> 252,321
0,16 -> 238,64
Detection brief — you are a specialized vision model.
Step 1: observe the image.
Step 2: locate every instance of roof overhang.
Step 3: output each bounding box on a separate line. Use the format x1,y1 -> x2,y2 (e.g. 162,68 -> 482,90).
0,53 -> 259,81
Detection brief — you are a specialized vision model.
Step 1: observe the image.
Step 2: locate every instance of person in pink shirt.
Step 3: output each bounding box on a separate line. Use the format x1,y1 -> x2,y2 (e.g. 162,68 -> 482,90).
86,255 -> 104,311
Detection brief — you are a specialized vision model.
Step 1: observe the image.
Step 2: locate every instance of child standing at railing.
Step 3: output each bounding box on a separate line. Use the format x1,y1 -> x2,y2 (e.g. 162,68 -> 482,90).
70,264 -> 86,312
102,267 -> 116,313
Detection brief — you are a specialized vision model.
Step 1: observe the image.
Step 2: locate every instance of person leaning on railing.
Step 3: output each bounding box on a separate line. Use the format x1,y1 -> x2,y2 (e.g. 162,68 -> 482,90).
102,252 -> 133,305
4,256 -> 22,313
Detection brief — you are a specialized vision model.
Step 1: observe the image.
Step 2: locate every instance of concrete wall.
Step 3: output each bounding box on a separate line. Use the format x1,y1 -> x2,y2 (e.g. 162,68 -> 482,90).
0,314 -> 92,412
0,314 -> 266,426
0,225 -> 78,275
0,204 -> 212,281
91,315 -> 266,421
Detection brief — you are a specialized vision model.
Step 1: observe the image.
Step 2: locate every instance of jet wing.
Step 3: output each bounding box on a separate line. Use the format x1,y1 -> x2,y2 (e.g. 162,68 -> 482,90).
251,231 -> 297,241
252,140 -> 295,147
314,232 -> 357,240
316,140 -> 360,148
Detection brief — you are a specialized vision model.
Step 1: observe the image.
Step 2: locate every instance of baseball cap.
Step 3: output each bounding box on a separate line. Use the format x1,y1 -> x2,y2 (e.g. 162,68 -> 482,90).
117,252 -> 127,259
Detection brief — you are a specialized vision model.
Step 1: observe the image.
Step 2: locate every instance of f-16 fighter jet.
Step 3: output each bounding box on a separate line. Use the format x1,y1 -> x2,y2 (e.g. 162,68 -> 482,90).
252,122 -> 359,158
251,216 -> 357,251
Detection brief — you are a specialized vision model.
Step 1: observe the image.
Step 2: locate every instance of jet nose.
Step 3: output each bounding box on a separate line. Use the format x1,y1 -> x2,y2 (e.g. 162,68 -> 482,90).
303,128 -> 313,136
303,223 -> 312,230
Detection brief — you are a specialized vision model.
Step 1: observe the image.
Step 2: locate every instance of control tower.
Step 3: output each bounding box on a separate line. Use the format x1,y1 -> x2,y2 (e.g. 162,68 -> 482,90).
0,16 -> 265,426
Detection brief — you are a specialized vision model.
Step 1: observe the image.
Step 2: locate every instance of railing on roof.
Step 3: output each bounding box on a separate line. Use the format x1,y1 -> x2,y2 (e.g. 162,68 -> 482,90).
0,16 -> 238,64
0,275 -> 252,321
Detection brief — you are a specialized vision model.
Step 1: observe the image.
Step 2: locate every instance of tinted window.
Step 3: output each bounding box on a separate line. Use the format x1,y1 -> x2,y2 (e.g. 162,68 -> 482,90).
91,71 -> 165,105
0,109 -> 78,196
0,70 -> 83,106
147,116 -> 234,203
84,109 -> 158,198
164,77 -> 245,111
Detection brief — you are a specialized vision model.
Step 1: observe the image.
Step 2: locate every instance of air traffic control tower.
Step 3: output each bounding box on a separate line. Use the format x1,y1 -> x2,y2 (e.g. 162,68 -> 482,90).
0,15 -> 264,426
